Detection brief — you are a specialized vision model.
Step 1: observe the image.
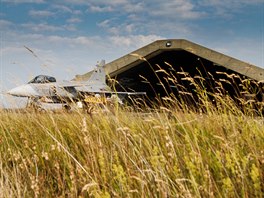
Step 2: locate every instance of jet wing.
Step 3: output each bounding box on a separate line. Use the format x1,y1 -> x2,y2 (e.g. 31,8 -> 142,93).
57,81 -> 85,88
57,81 -> 109,89
102,91 -> 146,95
54,81 -> 146,96
79,90 -> 147,95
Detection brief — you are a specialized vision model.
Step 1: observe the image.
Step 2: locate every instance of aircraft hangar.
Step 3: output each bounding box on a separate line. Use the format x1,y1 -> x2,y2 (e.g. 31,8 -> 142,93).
76,39 -> 264,105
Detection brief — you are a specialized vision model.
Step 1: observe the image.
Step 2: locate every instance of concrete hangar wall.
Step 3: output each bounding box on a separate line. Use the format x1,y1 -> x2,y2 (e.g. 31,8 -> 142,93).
77,39 -> 264,104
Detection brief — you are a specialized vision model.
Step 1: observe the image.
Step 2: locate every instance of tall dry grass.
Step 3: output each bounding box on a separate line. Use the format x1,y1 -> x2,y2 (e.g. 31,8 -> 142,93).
0,61 -> 263,197
0,102 -> 263,197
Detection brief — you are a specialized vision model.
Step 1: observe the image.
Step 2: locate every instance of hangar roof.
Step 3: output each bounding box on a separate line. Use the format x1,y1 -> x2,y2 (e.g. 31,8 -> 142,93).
76,39 -> 264,82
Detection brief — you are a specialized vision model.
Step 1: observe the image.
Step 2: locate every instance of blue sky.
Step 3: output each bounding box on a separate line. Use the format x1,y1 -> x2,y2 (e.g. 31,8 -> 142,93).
0,0 -> 264,106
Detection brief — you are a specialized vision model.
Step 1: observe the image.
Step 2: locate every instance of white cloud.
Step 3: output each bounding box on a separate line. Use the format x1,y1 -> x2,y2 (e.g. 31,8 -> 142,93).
110,34 -> 164,48
199,0 -> 263,17
19,34 -> 101,49
1,32 -> 98,49
124,24 -> 134,34
0,19 -> 13,29
72,36 -> 94,46
47,36 -> 94,46
200,0 -> 263,7
97,19 -> 135,35
0,46 -> 27,56
97,16 -> 193,38
21,23 -> 63,32
51,4 -> 73,13
88,0 -> 144,13
86,0 -> 204,19
146,0 -> 205,19
72,10 -> 83,15
97,19 -> 138,35
20,22 -> 78,32
88,0 -> 127,5
89,5 -> 113,12
89,0 -> 205,39
66,17 -> 82,24
51,4 -> 82,15
29,10 -> 55,17
86,0 -> 145,13
67,0 -> 127,4
123,2 -> 144,13
97,19 -> 111,28
1,0 -> 45,3
61,0 -> 89,4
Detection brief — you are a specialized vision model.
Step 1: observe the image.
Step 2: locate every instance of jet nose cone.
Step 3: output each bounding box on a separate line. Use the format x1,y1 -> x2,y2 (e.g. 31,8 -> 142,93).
7,87 -> 20,96
7,85 -> 37,97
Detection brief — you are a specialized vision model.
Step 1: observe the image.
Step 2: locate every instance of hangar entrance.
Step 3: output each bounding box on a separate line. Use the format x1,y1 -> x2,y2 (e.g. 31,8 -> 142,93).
77,39 -> 264,109
110,50 -> 263,107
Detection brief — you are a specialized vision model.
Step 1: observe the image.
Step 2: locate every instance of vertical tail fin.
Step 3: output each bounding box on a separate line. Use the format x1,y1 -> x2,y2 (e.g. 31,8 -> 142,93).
88,60 -> 106,84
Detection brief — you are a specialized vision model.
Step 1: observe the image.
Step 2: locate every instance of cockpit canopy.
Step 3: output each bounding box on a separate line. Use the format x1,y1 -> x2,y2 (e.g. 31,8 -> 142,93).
28,75 -> 56,84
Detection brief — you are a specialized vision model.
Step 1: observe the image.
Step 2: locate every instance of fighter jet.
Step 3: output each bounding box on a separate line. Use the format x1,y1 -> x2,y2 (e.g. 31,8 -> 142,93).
7,60 -> 145,111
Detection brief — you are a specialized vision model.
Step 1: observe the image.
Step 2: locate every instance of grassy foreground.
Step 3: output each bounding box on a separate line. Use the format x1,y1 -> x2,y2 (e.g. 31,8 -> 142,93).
0,106 -> 263,198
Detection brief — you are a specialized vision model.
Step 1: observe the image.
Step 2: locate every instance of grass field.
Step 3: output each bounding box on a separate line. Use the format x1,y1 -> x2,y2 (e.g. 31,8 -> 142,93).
0,101 -> 263,197
1,64 -> 264,197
